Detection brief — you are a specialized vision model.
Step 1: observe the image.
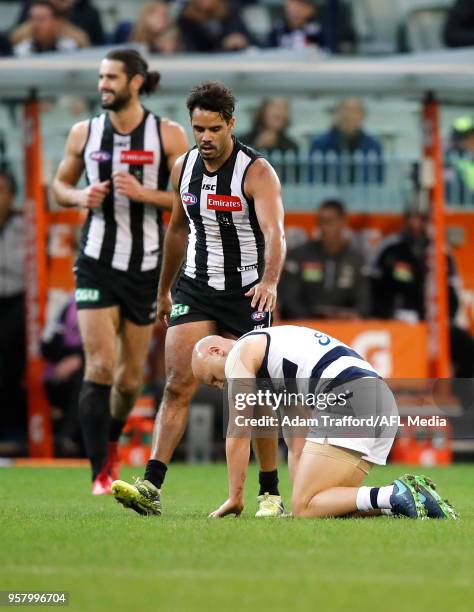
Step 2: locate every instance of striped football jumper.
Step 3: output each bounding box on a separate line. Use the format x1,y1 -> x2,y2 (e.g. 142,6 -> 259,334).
178,138 -> 265,292
81,109 -> 169,272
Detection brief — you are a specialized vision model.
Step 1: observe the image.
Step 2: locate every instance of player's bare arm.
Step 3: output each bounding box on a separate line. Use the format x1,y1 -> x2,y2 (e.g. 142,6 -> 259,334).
112,119 -> 189,211
156,155 -> 190,326
209,337 -> 265,518
243,158 -> 286,312
52,120 -> 111,209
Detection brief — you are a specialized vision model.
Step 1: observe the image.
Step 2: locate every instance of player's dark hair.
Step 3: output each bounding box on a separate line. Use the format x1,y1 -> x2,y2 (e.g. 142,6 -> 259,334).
318,199 -> 346,217
105,48 -> 161,95
0,168 -> 18,196
186,81 -> 235,123
30,0 -> 62,19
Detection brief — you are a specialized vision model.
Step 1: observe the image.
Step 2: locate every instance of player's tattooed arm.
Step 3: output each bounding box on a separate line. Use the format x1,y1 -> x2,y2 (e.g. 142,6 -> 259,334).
243,158 -> 286,312
53,120 -> 110,209
156,155 -> 189,327
118,119 -> 189,211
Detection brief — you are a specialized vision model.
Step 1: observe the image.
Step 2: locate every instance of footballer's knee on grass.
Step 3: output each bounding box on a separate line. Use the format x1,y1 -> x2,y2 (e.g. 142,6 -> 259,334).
291,444 -> 369,518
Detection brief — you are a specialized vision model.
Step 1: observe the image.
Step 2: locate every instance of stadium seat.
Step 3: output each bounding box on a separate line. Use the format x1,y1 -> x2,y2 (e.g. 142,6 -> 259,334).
352,0 -> 402,54
242,4 -> 272,45
398,1 -> 451,52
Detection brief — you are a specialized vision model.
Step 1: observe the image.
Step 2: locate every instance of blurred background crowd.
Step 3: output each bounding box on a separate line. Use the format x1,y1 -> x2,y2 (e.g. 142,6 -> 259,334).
1,0 -> 474,460
0,0 -> 474,58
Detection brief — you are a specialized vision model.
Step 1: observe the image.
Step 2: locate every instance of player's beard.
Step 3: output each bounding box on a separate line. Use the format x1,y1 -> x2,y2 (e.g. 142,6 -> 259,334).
100,88 -> 132,112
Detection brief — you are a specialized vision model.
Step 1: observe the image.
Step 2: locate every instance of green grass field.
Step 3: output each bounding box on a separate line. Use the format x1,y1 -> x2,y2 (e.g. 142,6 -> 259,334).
1,463 -> 473,611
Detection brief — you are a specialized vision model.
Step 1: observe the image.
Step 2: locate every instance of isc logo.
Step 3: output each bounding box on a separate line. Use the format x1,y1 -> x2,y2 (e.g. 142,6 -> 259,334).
202,184 -> 216,191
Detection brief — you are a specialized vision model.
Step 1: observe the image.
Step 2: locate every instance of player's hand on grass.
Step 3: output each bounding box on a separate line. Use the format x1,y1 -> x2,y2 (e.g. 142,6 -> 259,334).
245,280 -> 277,312
79,180 -> 110,209
157,292 -> 173,328
113,170 -> 144,201
208,497 -> 244,518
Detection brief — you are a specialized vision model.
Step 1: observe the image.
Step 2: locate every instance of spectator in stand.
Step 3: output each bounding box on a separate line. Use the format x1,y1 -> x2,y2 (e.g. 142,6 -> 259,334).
240,98 -> 299,154
279,199 -> 370,320
12,0 -> 86,56
309,97 -> 384,184
268,0 -> 325,50
370,210 -> 474,397
41,295 -> 84,457
128,1 -> 182,54
444,116 -> 474,206
444,0 -> 474,48
240,98 -> 299,183
0,169 -> 26,452
177,0 -> 253,52
14,0 -> 104,46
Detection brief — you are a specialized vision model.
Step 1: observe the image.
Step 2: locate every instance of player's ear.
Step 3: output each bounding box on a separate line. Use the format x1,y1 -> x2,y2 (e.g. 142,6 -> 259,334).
228,117 -> 235,130
130,73 -> 144,95
209,346 -> 225,357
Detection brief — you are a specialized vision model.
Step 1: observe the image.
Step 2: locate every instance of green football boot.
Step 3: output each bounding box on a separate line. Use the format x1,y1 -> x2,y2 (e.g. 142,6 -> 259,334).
112,478 -> 161,516
413,475 -> 458,519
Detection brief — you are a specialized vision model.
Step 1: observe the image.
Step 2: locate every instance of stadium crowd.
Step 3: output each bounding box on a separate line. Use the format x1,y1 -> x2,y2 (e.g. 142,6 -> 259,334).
0,0 -> 472,58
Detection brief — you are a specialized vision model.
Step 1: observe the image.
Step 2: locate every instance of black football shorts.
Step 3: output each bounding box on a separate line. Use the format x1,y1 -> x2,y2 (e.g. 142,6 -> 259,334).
168,273 -> 272,338
74,255 -> 159,326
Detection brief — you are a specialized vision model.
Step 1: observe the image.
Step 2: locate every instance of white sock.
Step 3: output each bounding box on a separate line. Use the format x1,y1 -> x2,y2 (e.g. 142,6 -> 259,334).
377,486 -> 394,509
356,486 -> 373,512
381,508 -> 393,516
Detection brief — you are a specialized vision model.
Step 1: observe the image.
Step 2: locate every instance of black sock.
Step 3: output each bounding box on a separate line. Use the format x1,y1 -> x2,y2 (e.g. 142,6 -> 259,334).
259,469 -> 280,496
109,416 -> 126,443
78,380 -> 111,480
370,487 -> 380,509
144,459 -> 168,489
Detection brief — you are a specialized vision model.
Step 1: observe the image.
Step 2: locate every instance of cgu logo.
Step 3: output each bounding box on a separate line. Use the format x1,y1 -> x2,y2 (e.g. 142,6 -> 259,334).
182,193 -> 198,205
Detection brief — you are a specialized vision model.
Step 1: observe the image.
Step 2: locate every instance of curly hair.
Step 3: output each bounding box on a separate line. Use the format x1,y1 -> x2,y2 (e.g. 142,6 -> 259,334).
186,81 -> 236,122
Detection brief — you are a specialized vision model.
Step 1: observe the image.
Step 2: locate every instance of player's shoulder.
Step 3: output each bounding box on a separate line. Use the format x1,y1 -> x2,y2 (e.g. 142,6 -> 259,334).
69,119 -> 90,139
235,138 -> 263,161
236,331 -> 270,354
66,119 -> 93,154
225,333 -> 267,378
159,116 -> 187,138
244,156 -> 278,183
170,147 -> 195,186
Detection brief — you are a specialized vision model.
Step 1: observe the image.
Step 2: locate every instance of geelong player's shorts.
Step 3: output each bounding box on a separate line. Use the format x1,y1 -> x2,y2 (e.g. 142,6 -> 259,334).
168,273 -> 271,338
74,255 -> 159,326
306,377 -> 398,465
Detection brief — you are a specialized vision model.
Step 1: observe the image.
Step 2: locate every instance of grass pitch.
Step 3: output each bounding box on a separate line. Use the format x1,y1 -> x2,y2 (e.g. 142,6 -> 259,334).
0,463 -> 473,611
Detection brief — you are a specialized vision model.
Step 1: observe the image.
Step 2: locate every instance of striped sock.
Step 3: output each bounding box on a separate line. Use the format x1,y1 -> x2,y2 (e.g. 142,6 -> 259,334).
356,485 -> 394,511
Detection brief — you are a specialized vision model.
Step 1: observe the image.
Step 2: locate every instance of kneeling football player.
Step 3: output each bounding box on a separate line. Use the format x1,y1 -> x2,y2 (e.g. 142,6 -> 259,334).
192,325 -> 457,520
